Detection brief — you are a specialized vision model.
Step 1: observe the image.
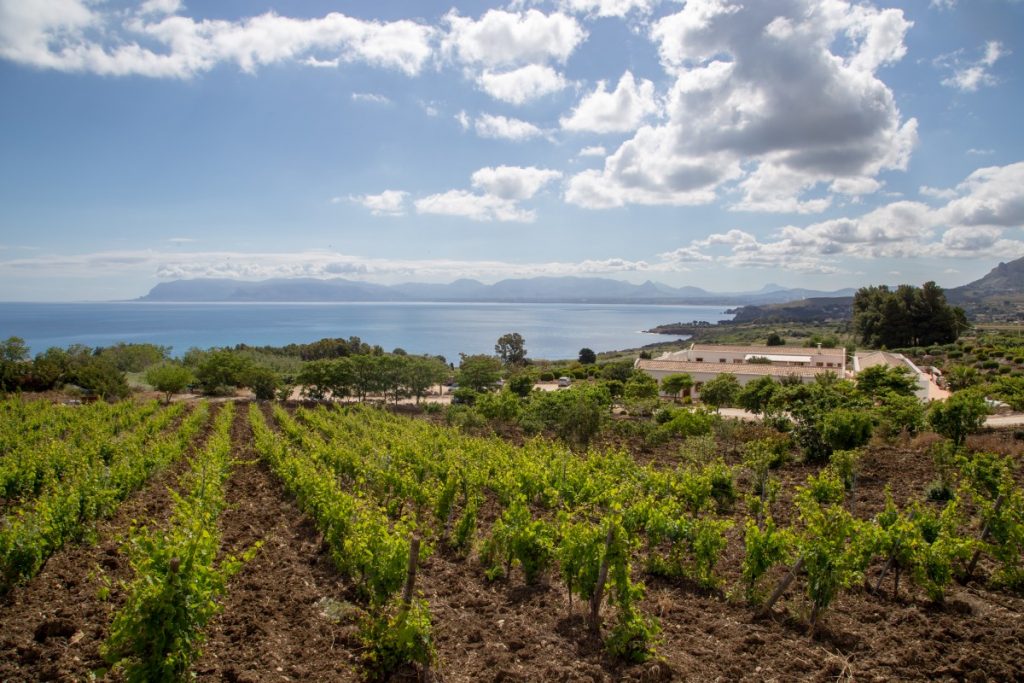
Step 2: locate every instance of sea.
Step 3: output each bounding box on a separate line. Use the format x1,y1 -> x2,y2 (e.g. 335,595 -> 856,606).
0,302 -> 732,363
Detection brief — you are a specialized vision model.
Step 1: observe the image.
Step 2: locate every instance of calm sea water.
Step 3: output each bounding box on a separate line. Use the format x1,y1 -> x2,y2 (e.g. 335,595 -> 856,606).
0,302 -> 731,362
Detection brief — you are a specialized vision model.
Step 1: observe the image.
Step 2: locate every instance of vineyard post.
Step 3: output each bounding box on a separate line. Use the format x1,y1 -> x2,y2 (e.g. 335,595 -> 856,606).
963,493 -> 1004,583
589,527 -> 615,634
759,556 -> 804,617
403,536 -> 420,608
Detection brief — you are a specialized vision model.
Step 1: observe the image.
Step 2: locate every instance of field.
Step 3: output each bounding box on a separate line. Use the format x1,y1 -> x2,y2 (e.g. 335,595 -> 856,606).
1,397 -> 1023,682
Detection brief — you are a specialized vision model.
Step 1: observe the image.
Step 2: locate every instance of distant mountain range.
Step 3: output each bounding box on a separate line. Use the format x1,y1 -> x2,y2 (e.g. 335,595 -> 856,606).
137,276 -> 857,306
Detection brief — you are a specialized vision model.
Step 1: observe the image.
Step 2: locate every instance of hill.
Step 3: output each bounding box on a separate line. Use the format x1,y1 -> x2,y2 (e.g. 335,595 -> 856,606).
138,276 -> 854,306
946,258 -> 1024,320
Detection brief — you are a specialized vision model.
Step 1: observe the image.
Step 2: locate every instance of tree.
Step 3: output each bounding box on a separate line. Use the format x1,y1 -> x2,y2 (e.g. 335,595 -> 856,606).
737,377 -> 779,416
660,373 -> 693,402
245,366 -> 279,400
145,363 -> 194,404
404,356 -> 448,404
699,374 -> 740,411
928,391 -> 988,447
578,348 -> 597,365
0,336 -> 29,391
507,373 -> 535,398
624,373 -> 659,402
945,365 -> 979,391
766,333 -> 785,347
856,365 -> 917,398
71,355 -> 130,400
458,354 -> 502,392
853,281 -> 966,348
98,343 -> 170,372
195,350 -> 252,394
495,333 -> 527,366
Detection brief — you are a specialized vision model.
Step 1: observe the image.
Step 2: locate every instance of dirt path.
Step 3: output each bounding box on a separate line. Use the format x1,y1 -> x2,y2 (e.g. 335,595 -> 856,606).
0,404 -> 218,682
192,405 -> 361,682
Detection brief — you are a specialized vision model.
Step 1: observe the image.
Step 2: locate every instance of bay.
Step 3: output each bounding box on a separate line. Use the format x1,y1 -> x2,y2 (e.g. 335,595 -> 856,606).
0,302 -> 732,362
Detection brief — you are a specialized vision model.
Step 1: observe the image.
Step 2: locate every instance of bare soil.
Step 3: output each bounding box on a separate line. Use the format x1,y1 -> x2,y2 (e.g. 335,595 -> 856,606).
1,402 -> 1022,682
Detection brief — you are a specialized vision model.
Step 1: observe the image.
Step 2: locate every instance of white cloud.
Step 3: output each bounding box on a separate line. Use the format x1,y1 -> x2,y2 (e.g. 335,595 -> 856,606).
441,9 -> 586,68
470,166 -> 562,200
474,113 -> 544,141
560,71 -> 659,133
416,190 -> 534,222
351,92 -> 391,104
659,161 -> 1024,271
919,185 -> 958,201
930,0 -> 956,9
830,177 -> 882,196
940,41 -> 1007,92
560,0 -> 661,18
354,190 -> 408,216
477,64 -> 567,104
577,145 -> 607,158
967,148 -> 994,156
566,1 -> 917,212
455,110 -> 470,130
0,2 -> 436,78
0,248 -> 660,283
168,237 -> 197,244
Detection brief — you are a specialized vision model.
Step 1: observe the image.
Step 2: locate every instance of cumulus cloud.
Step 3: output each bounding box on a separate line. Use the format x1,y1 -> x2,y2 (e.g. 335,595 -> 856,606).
353,190 -> 408,216
441,9 -> 586,68
0,1 -> 436,77
939,41 -> 1007,92
476,64 -> 567,104
470,166 -> 562,200
415,165 -> 561,222
560,71 -> 659,133
577,145 -> 607,158
566,0 -> 917,212
559,0 -> 662,18
473,113 -> 544,141
657,161 -> 1024,271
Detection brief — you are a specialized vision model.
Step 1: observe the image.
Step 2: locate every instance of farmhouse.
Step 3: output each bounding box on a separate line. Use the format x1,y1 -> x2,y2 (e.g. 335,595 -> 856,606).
635,343 -> 846,398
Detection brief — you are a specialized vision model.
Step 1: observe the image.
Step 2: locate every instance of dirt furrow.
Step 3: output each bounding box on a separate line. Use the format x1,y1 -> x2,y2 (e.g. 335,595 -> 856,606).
192,404 -> 360,682
0,403 -> 220,682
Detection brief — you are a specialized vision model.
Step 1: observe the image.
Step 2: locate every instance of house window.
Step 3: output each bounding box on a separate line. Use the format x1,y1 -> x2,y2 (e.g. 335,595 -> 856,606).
695,357 -> 703,362
826,362 -> 833,367
816,362 -> 824,367
719,359 -> 727,363
733,359 -> 743,364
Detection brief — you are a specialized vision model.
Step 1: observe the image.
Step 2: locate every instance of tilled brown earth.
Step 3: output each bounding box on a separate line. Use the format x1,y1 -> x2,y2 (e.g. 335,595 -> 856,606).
192,407 -> 361,682
0,404 -> 217,682
2,403 -> 1023,682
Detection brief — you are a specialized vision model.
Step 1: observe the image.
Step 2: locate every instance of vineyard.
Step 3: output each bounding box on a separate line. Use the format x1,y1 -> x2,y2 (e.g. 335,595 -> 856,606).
0,397 -> 1022,681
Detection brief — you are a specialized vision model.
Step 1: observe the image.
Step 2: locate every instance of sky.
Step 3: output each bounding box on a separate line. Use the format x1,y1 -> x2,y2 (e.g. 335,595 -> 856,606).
0,0 -> 1022,301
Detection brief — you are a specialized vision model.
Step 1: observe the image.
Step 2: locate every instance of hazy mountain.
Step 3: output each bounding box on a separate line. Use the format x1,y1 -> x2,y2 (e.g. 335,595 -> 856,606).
946,257 -> 1024,318
138,276 -> 856,305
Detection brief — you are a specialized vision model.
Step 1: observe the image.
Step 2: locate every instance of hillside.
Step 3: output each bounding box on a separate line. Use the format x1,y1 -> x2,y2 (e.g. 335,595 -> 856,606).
138,276 -> 854,305
947,257 -> 1024,320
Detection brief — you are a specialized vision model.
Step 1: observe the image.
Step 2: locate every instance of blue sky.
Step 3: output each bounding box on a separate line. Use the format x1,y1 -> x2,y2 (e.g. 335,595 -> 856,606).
0,0 -> 1022,301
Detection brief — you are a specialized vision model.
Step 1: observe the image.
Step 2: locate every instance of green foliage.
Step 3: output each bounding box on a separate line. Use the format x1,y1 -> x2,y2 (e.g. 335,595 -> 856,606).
624,373 -> 659,402
98,343 -> 170,373
659,407 -> 719,439
827,449 -> 861,490
740,517 -> 793,603
359,599 -> 435,681
698,373 -> 740,410
482,497 -> 554,583
660,373 -> 693,400
928,391 -> 988,447
475,390 -> 523,423
507,373 -> 534,397
578,347 -> 597,365
522,384 -> 610,450
857,365 -> 917,398
766,332 -> 785,346
458,354 -> 502,392
193,350 -> 252,394
794,472 -> 877,627
556,518 -> 604,605
821,409 -> 873,451
853,281 -> 967,348
873,392 -> 926,439
495,332 -> 527,366
72,355 -> 131,399
145,364 -> 194,403
736,376 -> 779,416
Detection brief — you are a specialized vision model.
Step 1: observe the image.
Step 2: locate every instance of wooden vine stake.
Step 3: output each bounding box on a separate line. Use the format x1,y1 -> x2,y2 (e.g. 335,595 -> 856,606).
759,556 -> 804,618
402,536 -> 421,609
589,527 -> 615,634
963,493 -> 1004,583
